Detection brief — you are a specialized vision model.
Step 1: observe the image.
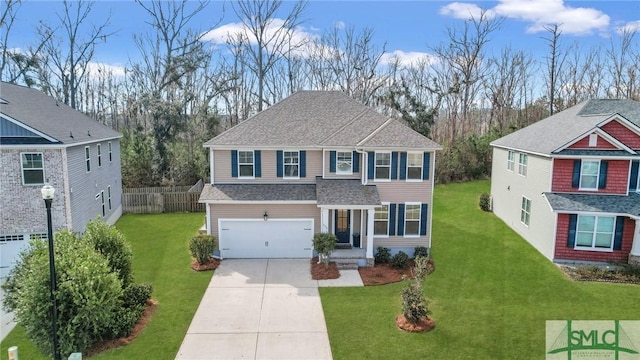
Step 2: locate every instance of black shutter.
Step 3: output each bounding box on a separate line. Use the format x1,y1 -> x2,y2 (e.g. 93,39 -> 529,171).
329,151 -> 336,173
630,161 -> 639,192
391,152 -> 398,179
572,160 -> 581,188
368,152 -> 375,179
420,204 -> 428,236
567,214 -> 577,247
231,150 -> 238,178
399,152 -> 407,180
389,204 -> 396,236
598,161 -> 608,189
397,204 -> 405,236
254,150 -> 261,177
276,150 -> 283,177
300,151 -> 306,178
613,216 -> 625,250
422,152 -> 431,180
353,151 -> 359,173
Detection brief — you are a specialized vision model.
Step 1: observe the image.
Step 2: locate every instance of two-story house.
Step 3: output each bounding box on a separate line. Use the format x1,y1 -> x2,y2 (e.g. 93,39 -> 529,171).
490,99 -> 640,265
199,91 -> 441,265
0,82 -> 123,278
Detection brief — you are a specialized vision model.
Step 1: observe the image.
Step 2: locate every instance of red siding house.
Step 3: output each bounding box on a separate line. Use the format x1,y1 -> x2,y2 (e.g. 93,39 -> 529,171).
490,99 -> 640,265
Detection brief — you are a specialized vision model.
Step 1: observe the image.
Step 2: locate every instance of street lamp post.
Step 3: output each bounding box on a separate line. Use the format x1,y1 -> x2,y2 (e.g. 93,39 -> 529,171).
41,184 -> 61,360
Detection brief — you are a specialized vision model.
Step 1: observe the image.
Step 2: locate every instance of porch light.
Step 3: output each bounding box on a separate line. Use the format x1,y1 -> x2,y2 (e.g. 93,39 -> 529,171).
263,211 -> 268,221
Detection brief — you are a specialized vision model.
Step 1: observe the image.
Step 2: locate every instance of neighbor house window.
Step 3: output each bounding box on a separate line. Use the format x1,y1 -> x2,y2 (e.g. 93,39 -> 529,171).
21,152 -> 44,185
375,152 -> 391,180
507,151 -> 515,171
407,152 -> 423,180
238,150 -> 254,177
284,151 -> 299,178
575,215 -> 615,250
518,153 -> 527,176
580,160 -> 600,190
85,146 -> 91,172
336,151 -> 353,174
108,141 -> 113,162
97,144 -> 102,167
520,196 -> 531,226
404,204 -> 421,236
374,204 -> 389,236
107,185 -> 112,210
100,191 -> 106,217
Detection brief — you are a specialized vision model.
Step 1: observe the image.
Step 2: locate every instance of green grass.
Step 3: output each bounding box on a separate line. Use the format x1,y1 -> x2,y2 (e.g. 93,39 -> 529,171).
320,180 -> 640,359
1,213 -> 211,359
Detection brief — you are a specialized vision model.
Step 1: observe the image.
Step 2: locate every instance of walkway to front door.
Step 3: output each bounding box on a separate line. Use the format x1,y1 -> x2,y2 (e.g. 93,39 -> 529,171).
335,209 -> 350,244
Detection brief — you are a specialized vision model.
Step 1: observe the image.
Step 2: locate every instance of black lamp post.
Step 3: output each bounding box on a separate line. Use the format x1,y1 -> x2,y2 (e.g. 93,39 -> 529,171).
41,184 -> 61,360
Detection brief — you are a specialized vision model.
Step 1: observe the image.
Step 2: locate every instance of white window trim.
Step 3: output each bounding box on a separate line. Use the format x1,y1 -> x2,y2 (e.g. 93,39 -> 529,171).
579,159 -> 600,191
283,150 -> 300,179
374,151 -> 392,182
373,202 -> 390,238
517,153 -> 527,177
108,141 -> 113,162
20,152 -> 45,186
574,215 -> 615,252
520,196 -> 531,227
406,151 -> 423,182
237,150 -> 255,179
404,202 -> 421,238
507,150 -> 515,172
97,143 -> 102,167
85,146 -> 91,173
336,151 -> 353,175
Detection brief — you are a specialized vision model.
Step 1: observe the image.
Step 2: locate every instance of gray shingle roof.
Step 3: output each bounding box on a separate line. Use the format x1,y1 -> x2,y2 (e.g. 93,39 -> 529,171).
199,183 -> 317,202
0,82 -> 121,144
315,177 -> 380,206
555,149 -> 632,157
359,119 -> 442,149
205,91 -> 440,150
491,99 -> 640,155
544,192 -> 640,216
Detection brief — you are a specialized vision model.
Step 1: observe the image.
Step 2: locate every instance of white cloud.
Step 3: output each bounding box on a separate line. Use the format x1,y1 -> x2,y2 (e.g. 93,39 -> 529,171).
86,62 -> 126,78
334,21 -> 346,30
201,19 -> 320,58
616,20 -> 640,35
380,50 -> 437,68
441,0 -> 610,36
439,2 -> 490,20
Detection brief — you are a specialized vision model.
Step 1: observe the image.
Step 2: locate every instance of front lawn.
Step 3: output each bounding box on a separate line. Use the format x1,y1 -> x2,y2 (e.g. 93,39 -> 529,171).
1,213 -> 210,359
320,180 -> 640,359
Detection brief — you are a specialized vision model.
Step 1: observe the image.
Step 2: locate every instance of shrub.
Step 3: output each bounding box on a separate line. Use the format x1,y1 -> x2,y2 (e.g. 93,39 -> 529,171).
189,234 -> 217,265
123,282 -> 153,308
401,281 -> 430,324
391,251 -> 409,269
313,233 -> 337,269
83,218 -> 134,287
479,193 -> 491,212
2,230 -> 124,358
413,246 -> 429,259
374,247 -> 391,264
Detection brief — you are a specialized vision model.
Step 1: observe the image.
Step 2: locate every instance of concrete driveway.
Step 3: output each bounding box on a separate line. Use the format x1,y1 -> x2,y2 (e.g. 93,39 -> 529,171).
175,259 -> 333,360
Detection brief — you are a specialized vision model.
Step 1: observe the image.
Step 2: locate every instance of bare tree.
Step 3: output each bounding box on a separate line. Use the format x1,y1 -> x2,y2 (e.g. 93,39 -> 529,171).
230,0 -> 307,111
38,0 -> 114,109
605,28 -> 638,99
542,24 -> 567,115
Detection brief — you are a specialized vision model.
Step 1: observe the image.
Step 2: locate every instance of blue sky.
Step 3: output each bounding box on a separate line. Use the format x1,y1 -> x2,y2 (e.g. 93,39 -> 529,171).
8,0 -> 640,72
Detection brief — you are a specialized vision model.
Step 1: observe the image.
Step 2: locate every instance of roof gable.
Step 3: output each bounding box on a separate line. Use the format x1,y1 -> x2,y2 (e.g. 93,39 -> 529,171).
600,117 -> 640,149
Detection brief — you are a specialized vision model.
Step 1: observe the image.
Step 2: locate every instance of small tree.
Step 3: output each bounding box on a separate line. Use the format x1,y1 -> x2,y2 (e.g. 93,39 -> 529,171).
83,218 -> 134,287
400,255 -> 432,325
189,234 -> 217,265
312,233 -> 337,269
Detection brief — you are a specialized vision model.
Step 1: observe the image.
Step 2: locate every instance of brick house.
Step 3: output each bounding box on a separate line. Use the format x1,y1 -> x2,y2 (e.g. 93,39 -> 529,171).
490,99 -> 640,265
200,91 -> 441,265
0,82 -> 123,278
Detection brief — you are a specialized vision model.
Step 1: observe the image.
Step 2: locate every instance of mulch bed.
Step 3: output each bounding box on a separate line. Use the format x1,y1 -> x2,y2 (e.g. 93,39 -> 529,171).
559,265 -> 640,285
310,257 -> 340,280
396,315 -> 435,332
191,257 -> 221,271
84,299 -> 158,357
358,259 -> 435,286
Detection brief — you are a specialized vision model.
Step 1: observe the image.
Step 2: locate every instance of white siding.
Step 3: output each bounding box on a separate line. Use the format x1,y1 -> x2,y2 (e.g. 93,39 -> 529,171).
490,147 -> 556,260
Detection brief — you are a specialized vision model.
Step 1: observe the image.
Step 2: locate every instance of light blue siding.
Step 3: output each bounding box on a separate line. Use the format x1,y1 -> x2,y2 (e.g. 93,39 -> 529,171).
0,117 -> 41,138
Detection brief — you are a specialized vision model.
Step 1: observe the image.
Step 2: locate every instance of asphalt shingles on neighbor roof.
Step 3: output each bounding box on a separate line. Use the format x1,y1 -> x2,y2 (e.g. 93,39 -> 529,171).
315,178 -> 380,206
199,183 -> 317,202
0,82 -> 121,144
205,90 -> 440,150
544,192 -> 640,216
491,99 -> 640,155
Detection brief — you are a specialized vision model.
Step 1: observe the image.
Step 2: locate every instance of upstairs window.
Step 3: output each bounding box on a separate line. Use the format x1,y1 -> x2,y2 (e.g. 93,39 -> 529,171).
21,153 -> 44,185
336,151 -> 353,174
580,160 -> 600,190
283,151 -> 299,178
518,153 -> 527,176
507,150 -> 515,171
97,144 -> 102,167
407,152 -> 423,180
85,146 -> 91,172
375,152 -> 391,180
238,150 -> 254,177
108,141 -> 113,162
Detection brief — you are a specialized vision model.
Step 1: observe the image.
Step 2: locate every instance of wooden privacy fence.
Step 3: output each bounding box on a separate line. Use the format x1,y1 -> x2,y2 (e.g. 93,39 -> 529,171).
122,186 -> 205,214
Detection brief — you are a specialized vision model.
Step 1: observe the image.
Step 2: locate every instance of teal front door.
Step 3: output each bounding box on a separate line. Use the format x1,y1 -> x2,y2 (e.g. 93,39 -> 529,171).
335,209 -> 350,244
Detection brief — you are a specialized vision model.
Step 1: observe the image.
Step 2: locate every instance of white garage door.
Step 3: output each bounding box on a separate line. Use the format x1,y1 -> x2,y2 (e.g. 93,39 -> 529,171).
219,219 -> 314,258
0,234 -> 29,279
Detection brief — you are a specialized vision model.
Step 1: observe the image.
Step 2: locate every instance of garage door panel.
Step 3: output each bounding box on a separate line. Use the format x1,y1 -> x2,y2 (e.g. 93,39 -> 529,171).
219,220 -> 313,259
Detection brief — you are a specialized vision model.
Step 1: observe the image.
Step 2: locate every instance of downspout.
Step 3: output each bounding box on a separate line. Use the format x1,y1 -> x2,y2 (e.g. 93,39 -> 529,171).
355,148 -> 368,185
